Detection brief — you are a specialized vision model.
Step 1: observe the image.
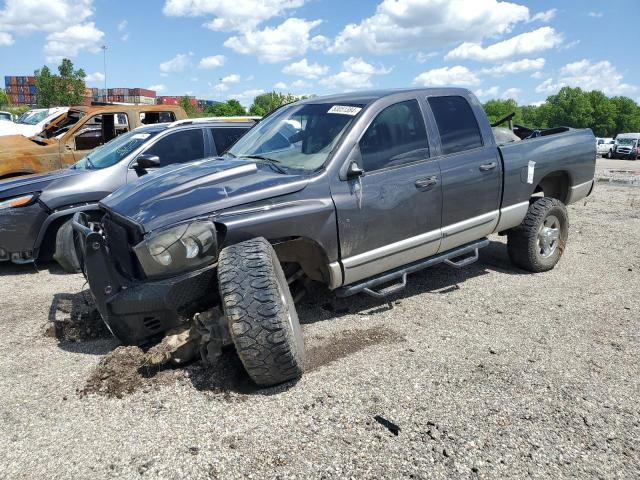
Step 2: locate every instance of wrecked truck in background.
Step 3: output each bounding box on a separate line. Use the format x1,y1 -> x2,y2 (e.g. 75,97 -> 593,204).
0,104 -> 187,180
74,88 -> 596,387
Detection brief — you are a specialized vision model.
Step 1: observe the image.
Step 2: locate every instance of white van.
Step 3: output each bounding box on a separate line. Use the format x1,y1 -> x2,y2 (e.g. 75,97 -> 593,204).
611,133 -> 640,160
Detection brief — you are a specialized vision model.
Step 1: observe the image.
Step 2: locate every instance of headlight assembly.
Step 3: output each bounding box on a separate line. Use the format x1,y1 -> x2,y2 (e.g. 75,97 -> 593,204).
0,194 -> 37,210
133,220 -> 217,278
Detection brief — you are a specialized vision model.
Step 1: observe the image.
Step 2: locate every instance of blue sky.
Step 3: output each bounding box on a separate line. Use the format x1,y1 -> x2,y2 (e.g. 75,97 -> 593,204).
1,0 -> 638,106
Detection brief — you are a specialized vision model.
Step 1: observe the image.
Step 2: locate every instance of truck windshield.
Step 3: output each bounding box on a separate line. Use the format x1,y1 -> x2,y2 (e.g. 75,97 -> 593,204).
18,110 -> 48,125
73,129 -> 161,170
226,103 -> 364,172
617,138 -> 636,146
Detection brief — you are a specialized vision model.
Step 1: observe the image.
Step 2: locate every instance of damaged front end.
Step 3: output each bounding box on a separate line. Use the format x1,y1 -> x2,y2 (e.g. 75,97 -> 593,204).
71,211 -> 223,349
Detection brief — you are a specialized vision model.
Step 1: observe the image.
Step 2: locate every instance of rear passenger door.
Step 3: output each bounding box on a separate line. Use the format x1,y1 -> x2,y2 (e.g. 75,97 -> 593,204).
426,95 -> 502,252
332,99 -> 442,285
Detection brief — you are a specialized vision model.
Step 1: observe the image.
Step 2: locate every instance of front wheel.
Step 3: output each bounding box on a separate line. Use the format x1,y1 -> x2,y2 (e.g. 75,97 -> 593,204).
53,219 -> 81,273
217,237 -> 305,386
507,197 -> 568,273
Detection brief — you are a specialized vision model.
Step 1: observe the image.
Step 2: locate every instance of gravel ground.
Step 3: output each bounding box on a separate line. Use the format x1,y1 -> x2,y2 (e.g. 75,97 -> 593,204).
0,183 -> 639,479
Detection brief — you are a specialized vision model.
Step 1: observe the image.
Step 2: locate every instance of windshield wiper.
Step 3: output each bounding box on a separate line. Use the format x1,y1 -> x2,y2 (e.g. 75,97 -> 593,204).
241,155 -> 287,174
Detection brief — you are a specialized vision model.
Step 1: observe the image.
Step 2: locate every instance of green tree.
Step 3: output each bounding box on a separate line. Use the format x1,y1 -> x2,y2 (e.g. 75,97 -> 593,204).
248,91 -> 298,116
0,89 -> 9,107
482,99 -> 522,125
179,95 -> 198,117
545,87 -> 594,130
34,59 -> 86,107
204,99 -> 246,116
610,96 -> 640,134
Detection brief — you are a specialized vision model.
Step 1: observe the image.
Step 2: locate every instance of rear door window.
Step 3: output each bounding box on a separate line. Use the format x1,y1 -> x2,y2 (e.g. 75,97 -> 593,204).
359,100 -> 429,172
140,111 -> 177,125
144,128 -> 205,166
74,113 -> 129,150
210,127 -> 249,154
428,96 -> 483,155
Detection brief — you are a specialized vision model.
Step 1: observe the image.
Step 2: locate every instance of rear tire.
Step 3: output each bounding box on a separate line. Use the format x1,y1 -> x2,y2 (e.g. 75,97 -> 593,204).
217,237 -> 305,386
507,197 -> 568,273
53,219 -> 81,273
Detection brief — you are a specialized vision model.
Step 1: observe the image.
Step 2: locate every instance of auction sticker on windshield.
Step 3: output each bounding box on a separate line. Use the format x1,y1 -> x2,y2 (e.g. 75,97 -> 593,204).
328,105 -> 362,116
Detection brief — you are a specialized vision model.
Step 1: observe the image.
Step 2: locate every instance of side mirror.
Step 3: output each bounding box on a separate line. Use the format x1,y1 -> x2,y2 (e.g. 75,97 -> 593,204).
346,161 -> 364,179
136,153 -> 160,169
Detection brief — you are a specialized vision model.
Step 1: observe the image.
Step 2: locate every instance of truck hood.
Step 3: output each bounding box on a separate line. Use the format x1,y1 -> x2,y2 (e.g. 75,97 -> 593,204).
0,168 -> 82,201
101,157 -> 311,233
0,122 -> 39,138
0,134 -> 53,156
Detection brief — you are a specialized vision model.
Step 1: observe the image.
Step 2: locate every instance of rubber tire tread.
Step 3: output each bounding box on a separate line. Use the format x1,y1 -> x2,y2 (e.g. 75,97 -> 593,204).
217,237 -> 305,386
53,219 -> 81,273
507,197 -> 568,273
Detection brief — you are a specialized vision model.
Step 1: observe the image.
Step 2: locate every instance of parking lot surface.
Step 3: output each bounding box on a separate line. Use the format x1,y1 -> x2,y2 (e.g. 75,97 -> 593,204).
0,183 -> 638,479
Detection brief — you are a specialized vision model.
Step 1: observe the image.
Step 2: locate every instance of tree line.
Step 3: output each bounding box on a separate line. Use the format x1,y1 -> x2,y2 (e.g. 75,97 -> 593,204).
483,87 -> 640,137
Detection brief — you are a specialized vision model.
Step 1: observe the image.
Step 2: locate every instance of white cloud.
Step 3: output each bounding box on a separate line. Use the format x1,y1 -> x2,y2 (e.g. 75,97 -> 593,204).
224,18 -> 322,63
481,57 -> 545,76
162,0 -> 305,31
529,8 -> 556,22
44,22 -> 104,62
445,27 -> 563,62
414,51 -> 438,63
282,58 -> 329,78
501,87 -> 521,100
331,0 -> 530,54
588,11 -> 603,18
474,86 -> 500,98
413,65 -> 480,87
221,74 -> 241,83
121,33 -> 129,42
530,71 -> 544,79
291,79 -> 310,89
0,32 -> 13,46
319,57 -> 391,90
160,52 -> 192,74
274,81 -> 288,89
117,20 -> 127,31
148,84 -> 167,93
0,0 -> 94,34
228,88 -> 265,107
535,59 -> 637,96
85,71 -> 105,83
198,54 -> 226,69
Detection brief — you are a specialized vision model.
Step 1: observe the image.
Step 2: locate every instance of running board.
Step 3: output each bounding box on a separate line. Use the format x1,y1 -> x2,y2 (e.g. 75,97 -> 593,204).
335,239 -> 489,299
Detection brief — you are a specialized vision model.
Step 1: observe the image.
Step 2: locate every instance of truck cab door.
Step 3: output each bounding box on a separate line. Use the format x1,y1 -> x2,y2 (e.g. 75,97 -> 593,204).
426,95 -> 502,252
331,99 -> 442,286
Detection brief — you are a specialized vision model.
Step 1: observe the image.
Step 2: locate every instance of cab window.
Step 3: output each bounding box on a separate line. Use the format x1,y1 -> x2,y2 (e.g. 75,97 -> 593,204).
144,129 -> 205,166
428,95 -> 483,155
74,113 -> 130,151
211,127 -> 250,154
359,100 -> 429,172
140,111 -> 177,124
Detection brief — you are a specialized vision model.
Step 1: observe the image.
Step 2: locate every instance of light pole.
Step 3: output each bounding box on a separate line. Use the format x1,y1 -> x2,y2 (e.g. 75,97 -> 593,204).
101,45 -> 108,98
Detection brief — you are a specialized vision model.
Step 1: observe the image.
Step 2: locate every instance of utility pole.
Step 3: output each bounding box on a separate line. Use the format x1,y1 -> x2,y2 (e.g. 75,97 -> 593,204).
101,45 -> 108,99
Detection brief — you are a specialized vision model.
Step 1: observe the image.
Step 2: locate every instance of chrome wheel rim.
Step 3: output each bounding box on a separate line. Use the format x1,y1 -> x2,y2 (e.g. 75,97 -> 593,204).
537,215 -> 560,258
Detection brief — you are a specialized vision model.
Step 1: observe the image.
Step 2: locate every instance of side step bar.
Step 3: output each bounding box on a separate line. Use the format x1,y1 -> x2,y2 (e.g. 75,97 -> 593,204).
335,239 -> 489,299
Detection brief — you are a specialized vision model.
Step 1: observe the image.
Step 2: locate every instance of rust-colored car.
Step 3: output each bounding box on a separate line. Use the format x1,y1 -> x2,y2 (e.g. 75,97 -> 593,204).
0,104 -> 187,179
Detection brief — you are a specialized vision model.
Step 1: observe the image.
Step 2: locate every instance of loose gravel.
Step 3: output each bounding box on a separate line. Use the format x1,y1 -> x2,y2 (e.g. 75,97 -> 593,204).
0,183 -> 638,479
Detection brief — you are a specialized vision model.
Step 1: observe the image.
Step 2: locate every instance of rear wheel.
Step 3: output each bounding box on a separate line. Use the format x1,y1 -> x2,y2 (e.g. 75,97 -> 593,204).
53,219 -> 81,273
217,237 -> 305,386
507,197 -> 568,273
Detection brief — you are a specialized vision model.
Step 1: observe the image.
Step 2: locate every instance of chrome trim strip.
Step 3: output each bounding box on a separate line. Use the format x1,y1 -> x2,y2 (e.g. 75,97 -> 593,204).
342,229 -> 442,270
440,210 -> 499,252
442,210 -> 498,237
567,179 -> 594,204
494,201 -> 529,233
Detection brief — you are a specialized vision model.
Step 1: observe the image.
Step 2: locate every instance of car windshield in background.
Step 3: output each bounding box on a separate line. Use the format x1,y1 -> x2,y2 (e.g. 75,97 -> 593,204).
73,129 -> 161,170
617,138 -> 637,145
18,110 -> 49,125
227,103 -> 364,172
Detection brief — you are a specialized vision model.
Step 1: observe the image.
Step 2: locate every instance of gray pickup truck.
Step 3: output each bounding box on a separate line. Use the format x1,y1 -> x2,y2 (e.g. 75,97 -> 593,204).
74,88 -> 596,386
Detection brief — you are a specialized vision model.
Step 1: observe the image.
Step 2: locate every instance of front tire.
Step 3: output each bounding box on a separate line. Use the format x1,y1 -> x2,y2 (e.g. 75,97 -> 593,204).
217,237 -> 305,386
53,219 -> 81,273
507,197 -> 568,273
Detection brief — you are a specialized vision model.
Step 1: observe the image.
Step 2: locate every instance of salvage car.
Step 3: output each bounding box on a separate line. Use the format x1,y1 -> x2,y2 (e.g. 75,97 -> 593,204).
610,133 -> 640,160
0,107 -> 68,138
74,88 -> 596,386
0,117 -> 255,269
0,104 -> 187,180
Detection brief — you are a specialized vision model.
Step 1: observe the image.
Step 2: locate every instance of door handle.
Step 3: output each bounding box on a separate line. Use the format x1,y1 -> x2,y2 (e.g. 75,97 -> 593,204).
415,176 -> 438,189
479,162 -> 497,171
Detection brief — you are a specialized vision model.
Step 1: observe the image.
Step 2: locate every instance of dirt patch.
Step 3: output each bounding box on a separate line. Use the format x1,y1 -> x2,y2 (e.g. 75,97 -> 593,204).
80,346 -> 185,399
307,326 -> 404,371
46,292 -> 110,342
